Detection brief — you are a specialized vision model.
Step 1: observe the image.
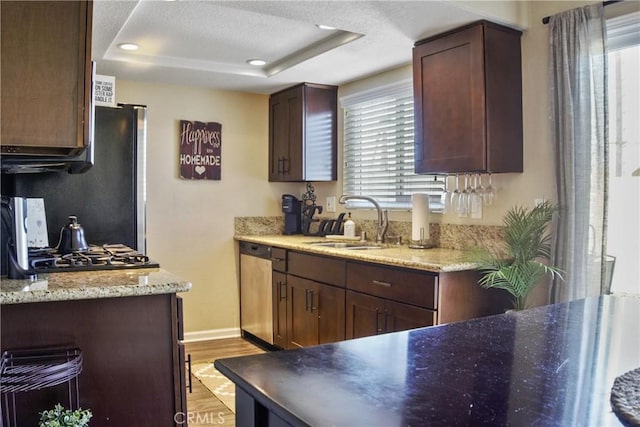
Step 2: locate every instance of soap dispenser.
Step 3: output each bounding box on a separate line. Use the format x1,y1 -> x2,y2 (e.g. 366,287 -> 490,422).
344,212 -> 356,238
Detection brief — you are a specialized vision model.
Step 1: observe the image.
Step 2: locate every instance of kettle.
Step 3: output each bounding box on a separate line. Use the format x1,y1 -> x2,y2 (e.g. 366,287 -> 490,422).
57,215 -> 89,254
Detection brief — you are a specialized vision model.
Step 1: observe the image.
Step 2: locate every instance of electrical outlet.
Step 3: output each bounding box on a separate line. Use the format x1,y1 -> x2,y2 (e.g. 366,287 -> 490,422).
326,196 -> 336,213
534,198 -> 545,207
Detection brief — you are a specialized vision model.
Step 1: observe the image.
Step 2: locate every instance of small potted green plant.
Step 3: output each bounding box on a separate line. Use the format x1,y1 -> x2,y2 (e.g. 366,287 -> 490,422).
468,201 -> 564,310
39,403 -> 92,427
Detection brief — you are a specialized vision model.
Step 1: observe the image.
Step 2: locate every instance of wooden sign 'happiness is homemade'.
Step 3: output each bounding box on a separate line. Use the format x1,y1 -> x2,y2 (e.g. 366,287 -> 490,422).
179,120 -> 222,180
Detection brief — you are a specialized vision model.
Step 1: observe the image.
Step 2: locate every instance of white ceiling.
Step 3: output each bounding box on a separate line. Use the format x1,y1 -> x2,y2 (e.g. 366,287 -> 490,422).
92,0 -> 526,95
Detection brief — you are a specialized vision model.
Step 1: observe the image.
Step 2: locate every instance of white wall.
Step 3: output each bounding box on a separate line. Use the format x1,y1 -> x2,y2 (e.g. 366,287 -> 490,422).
115,81 -> 298,335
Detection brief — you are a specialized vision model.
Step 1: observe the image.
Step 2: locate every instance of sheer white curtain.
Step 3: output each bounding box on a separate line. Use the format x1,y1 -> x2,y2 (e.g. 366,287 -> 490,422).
549,4 -> 609,302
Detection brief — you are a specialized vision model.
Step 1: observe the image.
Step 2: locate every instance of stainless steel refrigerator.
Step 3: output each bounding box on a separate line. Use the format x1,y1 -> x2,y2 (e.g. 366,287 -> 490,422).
11,104 -> 147,252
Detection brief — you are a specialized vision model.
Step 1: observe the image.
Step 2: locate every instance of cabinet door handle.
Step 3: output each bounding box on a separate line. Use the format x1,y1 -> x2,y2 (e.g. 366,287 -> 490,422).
383,310 -> 389,333
310,291 -> 316,313
305,289 -> 311,311
375,309 -> 384,334
187,353 -> 192,394
278,157 -> 284,174
372,280 -> 392,288
279,281 -> 287,301
282,157 -> 290,174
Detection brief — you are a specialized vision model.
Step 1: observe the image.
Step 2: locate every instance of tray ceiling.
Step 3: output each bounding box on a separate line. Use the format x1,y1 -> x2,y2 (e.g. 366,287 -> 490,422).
93,0 -> 524,94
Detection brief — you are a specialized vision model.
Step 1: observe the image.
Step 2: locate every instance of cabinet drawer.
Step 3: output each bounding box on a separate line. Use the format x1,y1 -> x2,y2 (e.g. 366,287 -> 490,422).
288,251 -> 345,287
271,247 -> 287,272
346,262 -> 437,309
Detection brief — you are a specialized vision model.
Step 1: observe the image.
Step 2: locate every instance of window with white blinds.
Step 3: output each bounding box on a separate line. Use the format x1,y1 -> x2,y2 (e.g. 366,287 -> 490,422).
341,80 -> 444,210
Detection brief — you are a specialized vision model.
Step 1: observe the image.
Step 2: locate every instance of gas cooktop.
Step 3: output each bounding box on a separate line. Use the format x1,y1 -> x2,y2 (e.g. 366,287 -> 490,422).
28,244 -> 160,273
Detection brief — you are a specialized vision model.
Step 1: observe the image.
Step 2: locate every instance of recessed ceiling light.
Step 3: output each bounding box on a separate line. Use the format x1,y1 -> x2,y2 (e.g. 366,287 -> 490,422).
247,59 -> 267,66
118,43 -> 140,51
316,24 -> 336,31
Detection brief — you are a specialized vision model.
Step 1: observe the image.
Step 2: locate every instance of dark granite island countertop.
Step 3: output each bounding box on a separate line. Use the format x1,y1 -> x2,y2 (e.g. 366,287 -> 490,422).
216,295 -> 640,427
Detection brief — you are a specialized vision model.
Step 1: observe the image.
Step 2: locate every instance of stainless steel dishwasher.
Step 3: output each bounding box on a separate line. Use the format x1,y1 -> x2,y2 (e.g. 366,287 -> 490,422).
239,241 -> 273,344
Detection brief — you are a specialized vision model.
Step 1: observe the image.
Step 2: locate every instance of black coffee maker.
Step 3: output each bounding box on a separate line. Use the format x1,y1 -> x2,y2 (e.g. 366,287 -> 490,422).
282,194 -> 302,235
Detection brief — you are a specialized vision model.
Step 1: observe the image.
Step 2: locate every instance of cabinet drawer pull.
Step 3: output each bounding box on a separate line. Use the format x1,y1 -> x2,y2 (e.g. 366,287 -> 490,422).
372,280 -> 392,288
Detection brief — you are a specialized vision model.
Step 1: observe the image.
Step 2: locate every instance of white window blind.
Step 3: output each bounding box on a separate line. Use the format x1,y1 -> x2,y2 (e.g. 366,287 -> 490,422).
607,11 -> 640,51
341,80 -> 444,210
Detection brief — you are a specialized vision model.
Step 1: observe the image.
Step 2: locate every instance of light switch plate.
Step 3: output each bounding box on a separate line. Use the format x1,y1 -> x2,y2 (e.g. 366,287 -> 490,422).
326,196 -> 336,212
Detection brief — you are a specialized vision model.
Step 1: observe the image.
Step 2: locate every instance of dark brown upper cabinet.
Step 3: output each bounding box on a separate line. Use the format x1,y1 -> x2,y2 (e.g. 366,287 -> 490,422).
413,21 -> 523,174
269,83 -> 337,182
1,1 -> 93,157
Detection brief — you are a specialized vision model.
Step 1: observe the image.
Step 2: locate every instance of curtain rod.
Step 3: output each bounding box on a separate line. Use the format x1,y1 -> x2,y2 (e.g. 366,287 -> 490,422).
542,0 -> 621,24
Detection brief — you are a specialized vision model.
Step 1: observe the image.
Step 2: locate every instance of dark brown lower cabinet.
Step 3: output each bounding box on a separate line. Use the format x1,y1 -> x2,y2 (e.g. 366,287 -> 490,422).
346,290 -> 436,339
288,276 -> 319,348
287,275 -> 345,349
262,245 -> 510,351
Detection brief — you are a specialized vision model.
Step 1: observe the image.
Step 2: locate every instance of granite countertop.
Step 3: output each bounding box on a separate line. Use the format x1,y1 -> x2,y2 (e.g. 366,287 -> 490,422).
235,234 -> 478,273
0,268 -> 191,304
216,295 -> 639,427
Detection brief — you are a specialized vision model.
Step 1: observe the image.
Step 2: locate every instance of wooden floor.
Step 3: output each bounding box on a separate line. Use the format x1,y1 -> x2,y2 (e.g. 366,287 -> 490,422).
184,337 -> 265,426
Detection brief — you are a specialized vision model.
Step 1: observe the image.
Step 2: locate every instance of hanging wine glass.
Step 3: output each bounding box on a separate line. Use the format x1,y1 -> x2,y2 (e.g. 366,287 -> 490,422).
476,173 -> 485,197
456,174 -> 468,217
469,174 -> 483,217
484,172 -> 496,206
451,173 -> 463,216
441,174 -> 452,214
464,173 -> 473,213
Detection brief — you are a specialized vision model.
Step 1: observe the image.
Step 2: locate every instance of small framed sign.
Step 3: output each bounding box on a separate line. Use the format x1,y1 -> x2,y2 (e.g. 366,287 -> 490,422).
94,75 -> 116,107
179,120 -> 222,180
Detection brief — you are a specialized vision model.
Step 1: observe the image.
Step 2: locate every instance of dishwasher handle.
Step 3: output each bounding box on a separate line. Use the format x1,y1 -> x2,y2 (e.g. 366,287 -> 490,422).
239,241 -> 272,259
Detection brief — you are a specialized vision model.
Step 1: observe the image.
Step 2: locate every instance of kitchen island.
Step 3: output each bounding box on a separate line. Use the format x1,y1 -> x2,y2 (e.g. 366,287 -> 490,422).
1,268 -> 191,427
216,295 -> 639,427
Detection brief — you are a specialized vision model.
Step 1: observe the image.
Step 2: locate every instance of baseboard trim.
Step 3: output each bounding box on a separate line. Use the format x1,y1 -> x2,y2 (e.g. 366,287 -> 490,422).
183,328 -> 241,343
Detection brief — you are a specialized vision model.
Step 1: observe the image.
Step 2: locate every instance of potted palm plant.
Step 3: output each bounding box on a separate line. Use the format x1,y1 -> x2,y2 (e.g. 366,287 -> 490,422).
468,201 -> 563,310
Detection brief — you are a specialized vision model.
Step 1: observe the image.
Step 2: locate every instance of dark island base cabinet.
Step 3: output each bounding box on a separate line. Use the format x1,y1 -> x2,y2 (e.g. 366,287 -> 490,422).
0,294 -> 185,427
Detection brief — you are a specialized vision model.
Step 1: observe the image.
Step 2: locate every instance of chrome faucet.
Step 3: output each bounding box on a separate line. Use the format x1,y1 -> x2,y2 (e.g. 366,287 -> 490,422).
338,195 -> 388,243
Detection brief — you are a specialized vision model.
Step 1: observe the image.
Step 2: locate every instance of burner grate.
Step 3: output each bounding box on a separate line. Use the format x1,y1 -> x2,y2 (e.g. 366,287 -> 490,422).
28,244 -> 158,272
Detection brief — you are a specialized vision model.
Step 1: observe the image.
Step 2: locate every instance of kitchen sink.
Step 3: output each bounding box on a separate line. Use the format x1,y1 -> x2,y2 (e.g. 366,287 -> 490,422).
306,242 -> 384,250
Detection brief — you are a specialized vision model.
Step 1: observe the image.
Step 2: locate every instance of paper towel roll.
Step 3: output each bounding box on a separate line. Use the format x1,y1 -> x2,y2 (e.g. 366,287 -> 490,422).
411,193 -> 430,242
